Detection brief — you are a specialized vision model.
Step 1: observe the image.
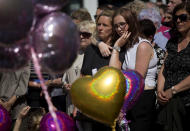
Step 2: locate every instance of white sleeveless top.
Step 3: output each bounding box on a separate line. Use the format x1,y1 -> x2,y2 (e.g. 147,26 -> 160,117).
122,37 -> 158,88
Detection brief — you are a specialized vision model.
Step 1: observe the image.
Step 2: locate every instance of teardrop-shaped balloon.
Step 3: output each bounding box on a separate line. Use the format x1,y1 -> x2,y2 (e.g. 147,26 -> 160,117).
0,0 -> 33,44
32,12 -> 80,74
0,40 -> 30,72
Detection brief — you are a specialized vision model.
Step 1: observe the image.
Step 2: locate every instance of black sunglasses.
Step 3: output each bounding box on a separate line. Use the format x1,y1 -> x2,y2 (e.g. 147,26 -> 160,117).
80,32 -> 92,38
174,14 -> 189,22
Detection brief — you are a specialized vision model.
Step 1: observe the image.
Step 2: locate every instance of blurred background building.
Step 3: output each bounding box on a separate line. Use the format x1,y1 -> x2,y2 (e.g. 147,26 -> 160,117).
64,0 -> 167,20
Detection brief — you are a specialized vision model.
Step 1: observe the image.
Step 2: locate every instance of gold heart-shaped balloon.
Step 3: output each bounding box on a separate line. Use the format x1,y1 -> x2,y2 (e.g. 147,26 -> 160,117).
70,66 -> 126,127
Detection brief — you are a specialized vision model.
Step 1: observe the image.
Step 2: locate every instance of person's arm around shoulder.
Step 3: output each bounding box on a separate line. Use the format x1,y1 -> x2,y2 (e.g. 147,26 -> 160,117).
97,41 -> 112,57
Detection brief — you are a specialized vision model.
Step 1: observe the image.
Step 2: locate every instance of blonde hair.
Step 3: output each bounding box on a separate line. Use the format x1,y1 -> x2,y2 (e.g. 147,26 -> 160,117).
123,0 -> 147,16
78,20 -> 96,44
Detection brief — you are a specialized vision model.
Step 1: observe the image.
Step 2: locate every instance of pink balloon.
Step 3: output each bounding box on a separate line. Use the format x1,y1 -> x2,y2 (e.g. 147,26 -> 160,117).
0,40 -> 30,71
40,111 -> 75,131
0,105 -> 12,131
0,0 -> 33,44
122,70 -> 144,112
32,12 -> 80,74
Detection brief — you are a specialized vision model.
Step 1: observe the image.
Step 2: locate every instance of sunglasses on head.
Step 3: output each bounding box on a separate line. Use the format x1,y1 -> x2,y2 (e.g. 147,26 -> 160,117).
174,14 -> 189,22
80,32 -> 92,38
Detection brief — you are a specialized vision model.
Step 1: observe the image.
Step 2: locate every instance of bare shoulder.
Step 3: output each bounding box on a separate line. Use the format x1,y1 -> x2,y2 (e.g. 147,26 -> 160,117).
137,41 -> 153,52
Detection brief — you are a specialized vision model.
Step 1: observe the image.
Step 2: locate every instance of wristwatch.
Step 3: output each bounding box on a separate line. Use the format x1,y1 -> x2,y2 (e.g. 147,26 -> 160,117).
16,95 -> 20,99
171,86 -> 177,95
113,46 -> 121,52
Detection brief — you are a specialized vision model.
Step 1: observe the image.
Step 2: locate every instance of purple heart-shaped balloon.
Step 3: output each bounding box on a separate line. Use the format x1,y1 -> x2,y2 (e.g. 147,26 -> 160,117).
122,69 -> 144,112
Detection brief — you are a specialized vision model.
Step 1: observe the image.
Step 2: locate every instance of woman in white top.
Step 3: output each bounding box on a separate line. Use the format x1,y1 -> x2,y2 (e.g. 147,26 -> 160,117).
109,8 -> 158,131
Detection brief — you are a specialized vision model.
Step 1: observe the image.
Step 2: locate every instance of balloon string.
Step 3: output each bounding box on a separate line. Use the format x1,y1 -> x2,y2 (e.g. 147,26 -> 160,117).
111,120 -> 116,131
31,48 -> 61,131
119,111 -> 130,131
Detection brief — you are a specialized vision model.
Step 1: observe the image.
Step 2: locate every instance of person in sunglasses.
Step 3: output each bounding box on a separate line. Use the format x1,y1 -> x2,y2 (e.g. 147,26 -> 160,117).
62,20 -> 96,131
157,2 -> 190,131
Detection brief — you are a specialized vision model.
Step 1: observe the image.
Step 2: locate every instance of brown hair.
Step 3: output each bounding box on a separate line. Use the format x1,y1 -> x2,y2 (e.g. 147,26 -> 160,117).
112,8 -> 139,49
24,107 -> 46,131
71,8 -> 92,22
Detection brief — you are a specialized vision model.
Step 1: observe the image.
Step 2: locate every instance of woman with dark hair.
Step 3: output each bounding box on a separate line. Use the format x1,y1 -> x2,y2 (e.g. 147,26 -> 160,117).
109,8 -> 158,131
157,2 -> 190,131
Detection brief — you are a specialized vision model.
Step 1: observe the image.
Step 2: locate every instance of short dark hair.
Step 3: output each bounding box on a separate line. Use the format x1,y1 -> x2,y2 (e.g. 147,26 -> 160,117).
139,19 -> 156,39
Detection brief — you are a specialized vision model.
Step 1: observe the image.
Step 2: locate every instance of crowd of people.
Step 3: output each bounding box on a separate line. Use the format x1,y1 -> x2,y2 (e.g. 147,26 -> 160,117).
0,0 -> 190,131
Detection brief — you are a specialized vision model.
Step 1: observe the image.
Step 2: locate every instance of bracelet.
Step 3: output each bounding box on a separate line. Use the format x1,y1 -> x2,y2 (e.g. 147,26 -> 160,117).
111,52 -> 119,55
113,46 -> 121,52
171,86 -> 177,95
16,95 -> 20,99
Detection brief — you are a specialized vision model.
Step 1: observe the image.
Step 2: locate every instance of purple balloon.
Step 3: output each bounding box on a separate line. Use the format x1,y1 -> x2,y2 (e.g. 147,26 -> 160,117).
122,70 -> 144,112
0,105 -> 12,131
32,12 -> 80,74
35,0 -> 68,5
40,111 -> 75,131
0,0 -> 33,44
34,3 -> 62,16
0,40 -> 30,72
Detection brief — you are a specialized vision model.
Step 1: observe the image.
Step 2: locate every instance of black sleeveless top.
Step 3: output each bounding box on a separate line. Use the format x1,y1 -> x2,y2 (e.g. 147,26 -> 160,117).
163,39 -> 190,106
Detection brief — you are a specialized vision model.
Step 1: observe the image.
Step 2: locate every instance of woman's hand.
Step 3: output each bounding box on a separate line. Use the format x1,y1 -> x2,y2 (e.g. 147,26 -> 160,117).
0,99 -> 12,112
157,90 -> 169,105
64,83 -> 72,90
17,106 -> 31,120
98,41 -> 112,57
164,88 -> 173,100
115,31 -> 131,47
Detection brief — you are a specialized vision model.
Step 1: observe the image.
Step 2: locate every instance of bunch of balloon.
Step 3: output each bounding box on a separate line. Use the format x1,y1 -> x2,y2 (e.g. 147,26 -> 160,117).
71,66 -> 126,130
0,0 -> 34,71
0,0 -> 80,131
29,1 -> 80,131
